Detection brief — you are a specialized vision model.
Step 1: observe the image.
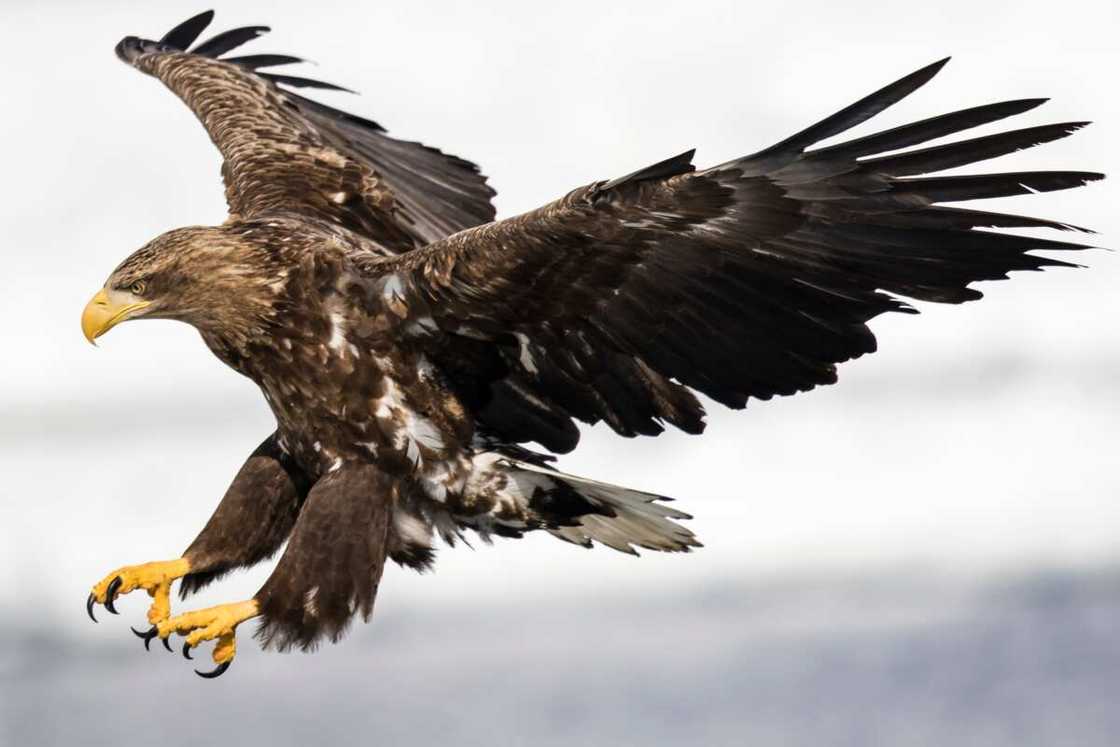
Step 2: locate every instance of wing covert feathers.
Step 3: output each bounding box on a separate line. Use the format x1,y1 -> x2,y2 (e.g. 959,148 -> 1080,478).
381,58 -> 1101,453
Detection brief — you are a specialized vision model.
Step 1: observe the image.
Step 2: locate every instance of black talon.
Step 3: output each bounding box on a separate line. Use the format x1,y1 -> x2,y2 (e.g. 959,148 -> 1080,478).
182,641 -> 193,660
104,577 -> 122,614
162,635 -> 173,652
131,626 -> 158,651
195,661 -> 231,679
86,593 -> 97,623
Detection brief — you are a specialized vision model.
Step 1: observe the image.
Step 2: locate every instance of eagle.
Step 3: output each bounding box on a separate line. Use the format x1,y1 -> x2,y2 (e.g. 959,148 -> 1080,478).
83,10 -> 1102,678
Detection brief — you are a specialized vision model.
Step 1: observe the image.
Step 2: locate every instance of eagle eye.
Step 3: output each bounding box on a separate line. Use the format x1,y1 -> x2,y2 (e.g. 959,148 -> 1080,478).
130,280 -> 147,296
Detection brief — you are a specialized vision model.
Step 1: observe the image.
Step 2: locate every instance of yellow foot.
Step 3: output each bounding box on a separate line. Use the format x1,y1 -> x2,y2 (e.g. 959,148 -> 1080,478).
86,558 -> 191,635
157,599 -> 260,678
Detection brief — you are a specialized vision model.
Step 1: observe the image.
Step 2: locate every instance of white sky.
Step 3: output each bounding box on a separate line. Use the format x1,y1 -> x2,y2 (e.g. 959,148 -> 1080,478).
0,0 -> 1117,635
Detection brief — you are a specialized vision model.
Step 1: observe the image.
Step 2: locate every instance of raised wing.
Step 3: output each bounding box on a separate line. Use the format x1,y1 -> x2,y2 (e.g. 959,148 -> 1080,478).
373,59 -> 1102,453
116,10 -> 496,252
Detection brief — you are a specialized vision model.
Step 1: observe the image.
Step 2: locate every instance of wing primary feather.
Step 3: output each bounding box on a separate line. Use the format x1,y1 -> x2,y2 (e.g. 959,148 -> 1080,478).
159,10 -> 215,50
224,54 -> 306,69
813,99 -> 1049,160
191,26 -> 270,58
887,206 -> 1095,233
859,122 -> 1090,176
891,170 -> 1104,202
739,57 -> 951,167
261,73 -> 355,93
283,90 -> 386,132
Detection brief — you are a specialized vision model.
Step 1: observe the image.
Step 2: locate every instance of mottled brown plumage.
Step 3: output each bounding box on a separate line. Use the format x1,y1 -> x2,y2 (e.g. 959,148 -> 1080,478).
85,11 -> 1102,669
116,13 -> 495,253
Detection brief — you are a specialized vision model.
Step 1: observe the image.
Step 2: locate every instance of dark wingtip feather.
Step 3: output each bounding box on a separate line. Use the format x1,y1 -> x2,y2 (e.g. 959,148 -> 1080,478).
893,170 -> 1104,203
159,10 -> 215,50
191,25 -> 270,58
282,91 -> 387,132
814,98 -> 1055,162
862,121 -> 1095,177
891,206 -> 1097,234
262,73 -> 355,93
224,54 -> 306,70
744,57 -> 953,167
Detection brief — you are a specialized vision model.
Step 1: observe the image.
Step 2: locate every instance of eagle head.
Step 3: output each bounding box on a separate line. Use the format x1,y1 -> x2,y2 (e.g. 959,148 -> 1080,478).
82,225 -> 287,345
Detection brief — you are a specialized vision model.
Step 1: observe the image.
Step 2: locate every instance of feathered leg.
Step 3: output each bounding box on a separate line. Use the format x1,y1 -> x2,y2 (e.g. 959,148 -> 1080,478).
158,464 -> 392,676
87,433 -> 308,640
179,432 -> 310,596
253,464 -> 394,652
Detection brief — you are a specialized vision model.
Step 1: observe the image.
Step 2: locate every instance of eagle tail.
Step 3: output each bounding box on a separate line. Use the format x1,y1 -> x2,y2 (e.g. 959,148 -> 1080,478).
504,459 -> 702,554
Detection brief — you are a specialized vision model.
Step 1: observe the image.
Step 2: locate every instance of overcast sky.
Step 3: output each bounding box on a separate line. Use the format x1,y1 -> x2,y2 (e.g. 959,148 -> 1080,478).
0,0 -> 1117,632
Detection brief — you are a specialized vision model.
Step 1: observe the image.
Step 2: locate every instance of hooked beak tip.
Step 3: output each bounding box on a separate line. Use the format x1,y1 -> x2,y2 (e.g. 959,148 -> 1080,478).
81,288 -> 149,344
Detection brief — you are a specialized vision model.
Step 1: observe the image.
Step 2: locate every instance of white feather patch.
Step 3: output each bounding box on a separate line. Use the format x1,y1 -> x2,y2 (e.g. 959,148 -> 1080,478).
514,332 -> 538,374
327,311 -> 347,352
380,274 -> 409,318
392,510 -> 433,548
303,586 -> 320,617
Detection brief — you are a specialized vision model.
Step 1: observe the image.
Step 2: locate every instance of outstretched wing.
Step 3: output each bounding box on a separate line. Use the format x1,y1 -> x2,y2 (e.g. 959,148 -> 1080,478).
116,10 -> 496,253
370,58 -> 1102,453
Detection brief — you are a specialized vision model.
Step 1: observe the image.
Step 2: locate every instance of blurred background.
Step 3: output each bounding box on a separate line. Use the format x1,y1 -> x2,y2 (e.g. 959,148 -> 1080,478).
1,1 -> 1117,744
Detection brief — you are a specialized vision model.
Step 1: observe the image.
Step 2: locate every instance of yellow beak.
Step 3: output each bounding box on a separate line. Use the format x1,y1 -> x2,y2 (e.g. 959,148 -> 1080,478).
81,288 -> 151,344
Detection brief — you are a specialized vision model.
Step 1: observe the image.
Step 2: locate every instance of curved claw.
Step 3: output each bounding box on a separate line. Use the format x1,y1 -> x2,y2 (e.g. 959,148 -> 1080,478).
131,625 -> 158,651
104,576 -> 123,614
162,635 -> 173,652
195,661 -> 231,679
86,593 -> 97,623
182,641 -> 194,660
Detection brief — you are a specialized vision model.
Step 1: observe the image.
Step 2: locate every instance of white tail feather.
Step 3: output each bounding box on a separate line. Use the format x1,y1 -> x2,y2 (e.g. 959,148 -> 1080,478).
506,459 -> 701,554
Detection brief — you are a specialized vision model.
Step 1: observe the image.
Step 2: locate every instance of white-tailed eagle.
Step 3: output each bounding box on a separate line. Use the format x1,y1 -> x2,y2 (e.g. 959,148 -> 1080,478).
82,10 -> 1103,677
